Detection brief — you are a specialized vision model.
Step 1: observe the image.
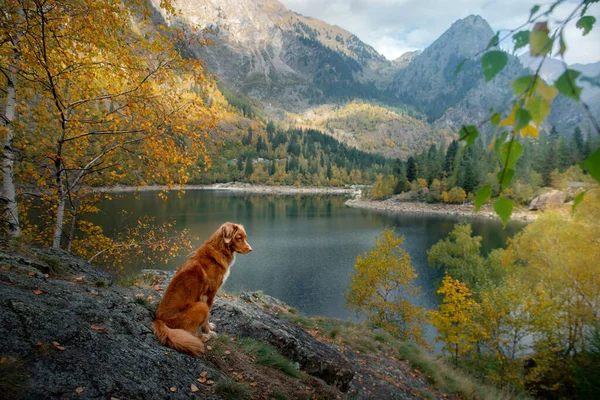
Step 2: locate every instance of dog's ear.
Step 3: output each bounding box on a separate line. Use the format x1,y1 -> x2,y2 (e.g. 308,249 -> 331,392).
222,222 -> 238,244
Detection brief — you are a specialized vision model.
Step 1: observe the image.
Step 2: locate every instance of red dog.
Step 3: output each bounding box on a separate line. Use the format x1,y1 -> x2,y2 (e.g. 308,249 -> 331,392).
153,222 -> 252,356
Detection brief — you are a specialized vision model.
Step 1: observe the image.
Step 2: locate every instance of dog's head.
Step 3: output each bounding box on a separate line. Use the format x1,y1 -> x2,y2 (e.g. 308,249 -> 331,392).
221,222 -> 252,254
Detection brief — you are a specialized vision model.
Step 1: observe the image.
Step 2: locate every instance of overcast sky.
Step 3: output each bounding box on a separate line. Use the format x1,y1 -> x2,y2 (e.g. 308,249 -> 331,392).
279,0 -> 600,65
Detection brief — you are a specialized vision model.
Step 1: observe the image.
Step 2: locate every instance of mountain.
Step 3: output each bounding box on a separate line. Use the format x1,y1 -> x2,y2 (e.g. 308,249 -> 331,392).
393,50 -> 421,68
520,53 -> 600,101
149,0 -> 598,156
390,16 -> 527,126
149,0 -> 388,110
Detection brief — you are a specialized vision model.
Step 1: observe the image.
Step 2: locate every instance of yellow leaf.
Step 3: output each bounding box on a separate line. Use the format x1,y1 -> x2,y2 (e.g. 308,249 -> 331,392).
499,104 -> 518,127
520,124 -> 539,137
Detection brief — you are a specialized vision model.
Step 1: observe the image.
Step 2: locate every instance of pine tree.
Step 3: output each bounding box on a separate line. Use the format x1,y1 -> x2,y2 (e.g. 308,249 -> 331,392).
237,156 -> 244,171
406,156 -> 418,183
445,140 -> 459,174
244,156 -> 254,176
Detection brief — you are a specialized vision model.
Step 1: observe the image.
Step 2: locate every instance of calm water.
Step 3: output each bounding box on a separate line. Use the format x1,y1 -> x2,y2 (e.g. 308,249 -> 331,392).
93,190 -> 525,326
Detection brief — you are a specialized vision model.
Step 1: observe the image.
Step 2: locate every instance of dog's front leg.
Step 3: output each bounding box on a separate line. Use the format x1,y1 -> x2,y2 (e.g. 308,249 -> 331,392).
198,295 -> 217,339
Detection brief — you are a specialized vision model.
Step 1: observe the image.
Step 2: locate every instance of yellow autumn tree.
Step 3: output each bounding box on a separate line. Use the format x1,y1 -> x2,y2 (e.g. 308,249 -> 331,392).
430,274 -> 481,365
371,174 -> 398,199
2,0 -> 214,258
345,228 -> 428,347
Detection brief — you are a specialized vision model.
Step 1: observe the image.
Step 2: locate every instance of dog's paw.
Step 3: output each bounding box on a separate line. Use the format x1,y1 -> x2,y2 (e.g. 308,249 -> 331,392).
209,322 -> 217,330
199,331 -> 218,342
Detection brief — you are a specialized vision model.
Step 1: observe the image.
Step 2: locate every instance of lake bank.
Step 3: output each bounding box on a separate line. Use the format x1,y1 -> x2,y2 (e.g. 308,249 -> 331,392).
98,182 -> 361,196
346,197 -> 538,221
97,182 -> 538,221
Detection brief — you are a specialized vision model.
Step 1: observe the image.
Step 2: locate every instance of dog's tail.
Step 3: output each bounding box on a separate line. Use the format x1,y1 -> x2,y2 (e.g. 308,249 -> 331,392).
152,319 -> 204,357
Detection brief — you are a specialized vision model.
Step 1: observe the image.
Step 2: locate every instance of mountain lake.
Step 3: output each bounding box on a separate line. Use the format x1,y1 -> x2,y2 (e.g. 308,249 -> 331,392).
92,189 -> 526,347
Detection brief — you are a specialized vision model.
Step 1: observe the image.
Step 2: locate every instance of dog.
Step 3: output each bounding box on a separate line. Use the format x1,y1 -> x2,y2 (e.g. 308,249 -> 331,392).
153,222 -> 252,356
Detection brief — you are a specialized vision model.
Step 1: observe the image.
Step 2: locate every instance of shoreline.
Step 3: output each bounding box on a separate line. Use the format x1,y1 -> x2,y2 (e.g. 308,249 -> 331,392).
345,197 -> 538,222
94,182 -> 538,221
95,182 -> 361,196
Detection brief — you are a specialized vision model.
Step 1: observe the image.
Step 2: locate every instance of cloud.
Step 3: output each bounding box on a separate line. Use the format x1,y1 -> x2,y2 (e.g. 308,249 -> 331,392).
279,0 -> 600,64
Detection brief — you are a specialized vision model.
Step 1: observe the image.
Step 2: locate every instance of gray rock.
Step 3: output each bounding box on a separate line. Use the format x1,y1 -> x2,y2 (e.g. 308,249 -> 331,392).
211,292 -> 355,391
0,248 -> 223,400
529,190 -> 567,210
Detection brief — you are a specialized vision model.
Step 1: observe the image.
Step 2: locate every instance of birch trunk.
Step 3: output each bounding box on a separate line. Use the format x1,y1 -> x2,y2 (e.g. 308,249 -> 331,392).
1,60 -> 21,238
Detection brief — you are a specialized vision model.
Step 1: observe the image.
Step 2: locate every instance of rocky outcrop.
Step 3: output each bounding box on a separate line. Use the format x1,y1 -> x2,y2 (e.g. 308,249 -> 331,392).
529,190 -> 567,211
0,248 -> 354,399
211,292 -> 355,391
0,248 -> 224,399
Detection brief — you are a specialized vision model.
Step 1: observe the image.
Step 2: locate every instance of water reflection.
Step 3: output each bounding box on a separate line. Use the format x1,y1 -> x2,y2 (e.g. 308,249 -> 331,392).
92,190 -> 525,325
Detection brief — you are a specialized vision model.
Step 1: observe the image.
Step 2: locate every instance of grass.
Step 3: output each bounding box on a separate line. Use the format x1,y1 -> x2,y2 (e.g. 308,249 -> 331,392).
0,357 -> 29,398
38,255 -> 65,277
236,338 -> 303,379
115,270 -> 159,288
281,309 -> 520,400
133,297 -> 148,306
214,378 -> 253,400
270,391 -> 288,400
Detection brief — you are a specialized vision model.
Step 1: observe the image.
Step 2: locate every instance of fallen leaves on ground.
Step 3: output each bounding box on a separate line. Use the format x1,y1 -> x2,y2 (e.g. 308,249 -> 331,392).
32,289 -> 43,295
91,325 -> 106,332
52,341 -> 65,351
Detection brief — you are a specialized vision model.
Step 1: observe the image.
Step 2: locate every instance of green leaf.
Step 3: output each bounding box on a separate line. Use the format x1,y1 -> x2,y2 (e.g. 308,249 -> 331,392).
487,32 -> 500,49
513,30 -> 530,52
581,146 -> 600,183
491,112 -> 501,125
572,191 -> 586,215
530,23 -> 553,56
481,51 -> 508,82
512,75 -> 534,96
495,131 -> 509,154
555,69 -> 583,102
474,185 -> 492,212
454,59 -> 466,79
556,32 -> 567,56
525,95 -> 550,126
459,125 -> 479,147
494,197 -> 514,227
576,16 -> 596,36
497,168 -> 515,189
514,107 -> 531,131
500,140 -> 524,169
529,5 -> 540,21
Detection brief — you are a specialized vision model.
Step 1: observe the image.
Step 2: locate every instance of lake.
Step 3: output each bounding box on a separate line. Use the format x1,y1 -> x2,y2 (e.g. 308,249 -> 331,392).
93,189 -> 525,346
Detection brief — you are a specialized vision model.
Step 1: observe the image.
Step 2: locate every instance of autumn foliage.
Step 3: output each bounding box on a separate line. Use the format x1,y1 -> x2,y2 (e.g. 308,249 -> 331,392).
345,228 -> 428,347
1,0 -> 213,267
429,190 -> 600,396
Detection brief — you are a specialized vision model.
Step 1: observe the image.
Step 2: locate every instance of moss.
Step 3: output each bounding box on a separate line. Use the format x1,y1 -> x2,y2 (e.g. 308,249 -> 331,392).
0,357 -> 29,398
237,338 -> 303,379
214,378 -> 253,400
38,255 -> 65,278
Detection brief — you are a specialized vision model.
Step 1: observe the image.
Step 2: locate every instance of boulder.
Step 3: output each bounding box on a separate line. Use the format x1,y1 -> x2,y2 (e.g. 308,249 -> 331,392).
211,292 -> 355,391
528,190 -> 567,210
0,248 -> 223,400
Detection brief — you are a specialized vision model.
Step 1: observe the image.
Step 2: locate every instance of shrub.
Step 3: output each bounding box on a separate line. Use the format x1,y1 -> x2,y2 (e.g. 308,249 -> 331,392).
442,187 -> 466,204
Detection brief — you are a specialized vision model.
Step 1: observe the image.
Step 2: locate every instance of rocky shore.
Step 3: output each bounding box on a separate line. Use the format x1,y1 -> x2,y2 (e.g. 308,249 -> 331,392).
97,183 -> 540,221
98,182 -> 361,196
0,246 -> 459,400
346,197 -> 538,222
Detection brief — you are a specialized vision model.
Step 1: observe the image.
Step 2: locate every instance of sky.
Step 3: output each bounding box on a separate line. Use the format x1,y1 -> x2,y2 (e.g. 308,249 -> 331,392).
279,0 -> 600,65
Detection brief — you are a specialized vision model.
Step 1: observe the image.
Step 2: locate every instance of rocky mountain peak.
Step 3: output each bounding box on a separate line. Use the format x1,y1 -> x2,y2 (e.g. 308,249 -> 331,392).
423,14 -> 494,59
393,50 -> 422,68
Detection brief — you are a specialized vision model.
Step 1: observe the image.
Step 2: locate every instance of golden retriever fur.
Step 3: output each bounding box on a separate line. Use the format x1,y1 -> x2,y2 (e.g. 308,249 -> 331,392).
153,222 -> 252,356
